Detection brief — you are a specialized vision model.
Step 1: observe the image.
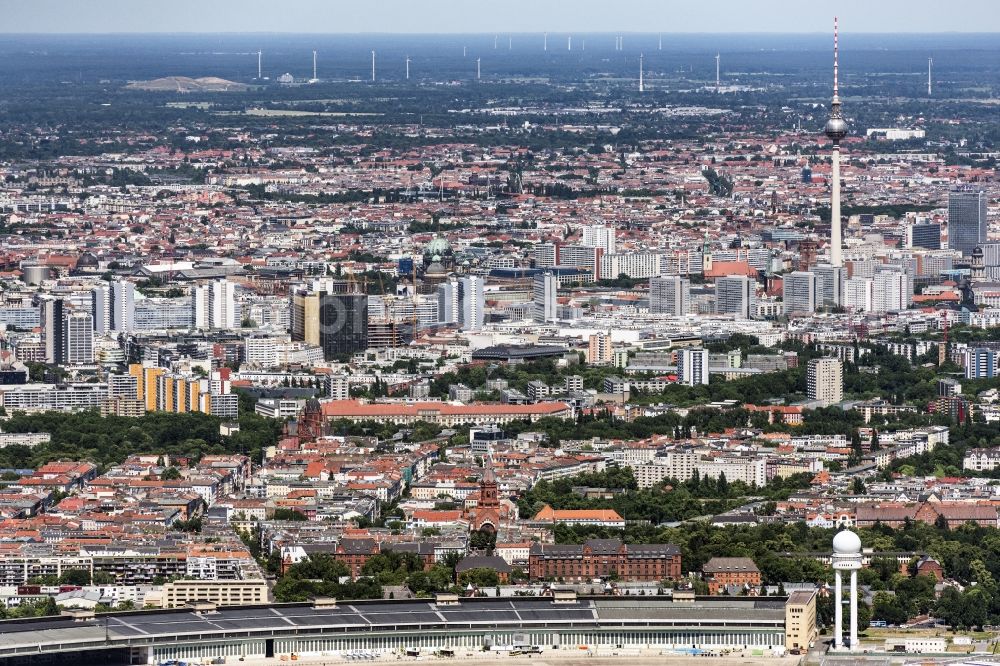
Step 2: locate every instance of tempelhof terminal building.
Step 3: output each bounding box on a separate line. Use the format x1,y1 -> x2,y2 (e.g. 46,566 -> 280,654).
0,591 -> 817,665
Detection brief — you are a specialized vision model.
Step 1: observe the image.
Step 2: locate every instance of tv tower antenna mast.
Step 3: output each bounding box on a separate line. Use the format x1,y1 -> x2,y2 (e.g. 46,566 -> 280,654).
928,57 -> 933,96
312,50 -> 317,81
406,56 -> 411,80
567,35 -> 572,51
371,50 -> 376,82
824,16 -> 849,268
715,53 -> 720,92
476,57 -> 481,81
544,32 -> 548,51
659,34 -> 662,50
257,50 -> 262,79
639,53 -> 644,93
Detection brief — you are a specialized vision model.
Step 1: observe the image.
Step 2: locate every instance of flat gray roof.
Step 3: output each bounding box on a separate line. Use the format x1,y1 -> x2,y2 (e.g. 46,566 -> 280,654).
0,596 -> 790,658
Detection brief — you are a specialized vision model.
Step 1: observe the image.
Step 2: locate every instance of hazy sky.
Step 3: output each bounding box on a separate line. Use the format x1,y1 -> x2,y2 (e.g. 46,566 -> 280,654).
4,0 -> 1000,34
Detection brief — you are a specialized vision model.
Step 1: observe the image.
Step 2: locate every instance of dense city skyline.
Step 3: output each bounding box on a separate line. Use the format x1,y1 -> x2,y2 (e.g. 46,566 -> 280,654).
0,3 -> 997,663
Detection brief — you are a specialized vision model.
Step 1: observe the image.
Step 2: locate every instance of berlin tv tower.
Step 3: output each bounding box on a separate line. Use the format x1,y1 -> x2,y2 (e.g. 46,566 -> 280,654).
824,17 -> 849,268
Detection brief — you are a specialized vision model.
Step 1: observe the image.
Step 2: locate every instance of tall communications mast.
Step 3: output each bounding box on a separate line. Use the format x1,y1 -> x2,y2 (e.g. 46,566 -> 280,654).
824,17 -> 849,268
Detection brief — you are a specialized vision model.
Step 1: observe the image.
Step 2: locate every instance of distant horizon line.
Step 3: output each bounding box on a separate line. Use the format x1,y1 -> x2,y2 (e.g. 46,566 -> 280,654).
1,30 -> 999,36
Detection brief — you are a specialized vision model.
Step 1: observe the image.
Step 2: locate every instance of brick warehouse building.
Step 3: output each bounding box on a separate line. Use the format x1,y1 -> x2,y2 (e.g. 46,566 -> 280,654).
528,539 -> 681,581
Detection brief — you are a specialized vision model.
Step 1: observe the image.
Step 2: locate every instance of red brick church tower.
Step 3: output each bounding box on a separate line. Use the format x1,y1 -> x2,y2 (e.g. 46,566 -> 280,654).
471,459 -> 502,533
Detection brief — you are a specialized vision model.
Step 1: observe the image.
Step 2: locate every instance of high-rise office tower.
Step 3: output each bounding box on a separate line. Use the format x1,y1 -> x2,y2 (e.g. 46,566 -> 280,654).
824,18 -> 848,268
909,222 -> 942,250
783,271 -> 818,315
808,357 -> 843,406
532,272 -> 558,323
318,293 -> 368,361
872,269 -> 912,313
582,225 -> 616,254
948,189 -> 988,257
290,289 -> 321,346
458,276 -> 484,331
649,275 -> 690,315
40,297 -> 65,365
65,311 -> 94,365
814,265 -> 844,308
678,348 -> 710,386
715,275 -> 754,319
436,280 -> 459,325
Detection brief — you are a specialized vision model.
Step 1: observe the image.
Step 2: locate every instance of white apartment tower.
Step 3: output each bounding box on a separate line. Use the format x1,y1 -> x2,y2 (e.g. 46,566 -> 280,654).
813,265 -> 844,308
194,280 -> 239,330
65,311 -> 95,365
111,280 -> 135,333
458,276 -> 485,331
808,357 -> 843,406
436,280 -> 459,325
783,271 -> 818,315
582,225 -> 616,254
92,285 -> 112,334
843,278 -> 874,312
678,348 -> 710,386
716,275 -> 754,319
532,272 -> 558,323
649,275 -> 690,316
872,270 -> 912,313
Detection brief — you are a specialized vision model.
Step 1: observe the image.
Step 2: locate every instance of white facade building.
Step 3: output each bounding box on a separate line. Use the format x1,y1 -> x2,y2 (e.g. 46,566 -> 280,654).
678,348 -> 709,386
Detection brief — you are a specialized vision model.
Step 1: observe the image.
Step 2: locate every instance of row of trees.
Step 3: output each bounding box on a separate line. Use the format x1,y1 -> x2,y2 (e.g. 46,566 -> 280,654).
0,399 -> 283,469
273,551 -> 505,603
516,468 -> 813,525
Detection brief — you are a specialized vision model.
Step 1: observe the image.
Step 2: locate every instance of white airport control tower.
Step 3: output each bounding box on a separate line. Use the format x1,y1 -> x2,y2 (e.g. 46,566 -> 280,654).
831,529 -> 863,651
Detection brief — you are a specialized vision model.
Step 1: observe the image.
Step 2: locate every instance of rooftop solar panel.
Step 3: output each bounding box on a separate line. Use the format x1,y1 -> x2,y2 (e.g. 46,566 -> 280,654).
127,613 -> 201,626
306,612 -> 366,622
217,608 -> 285,619
0,619 -> 84,634
145,621 -> 220,633
291,615 -> 367,626
367,612 -> 443,625
210,619 -> 282,630
441,611 -> 521,623
352,603 -> 433,613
